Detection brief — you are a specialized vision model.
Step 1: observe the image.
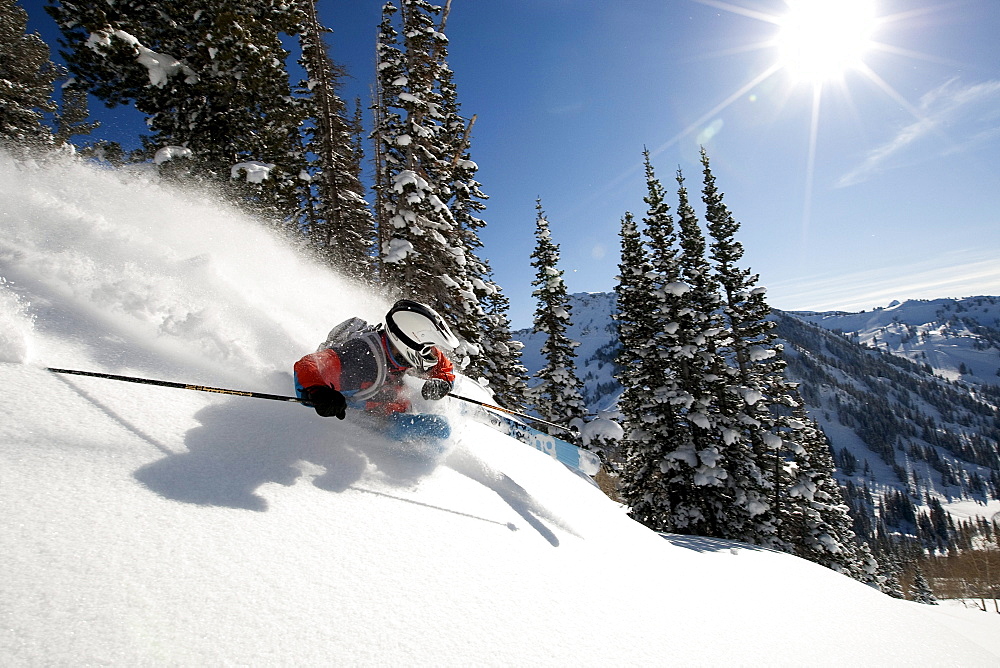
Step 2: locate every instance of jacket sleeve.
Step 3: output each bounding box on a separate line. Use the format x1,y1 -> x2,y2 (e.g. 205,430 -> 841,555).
293,349 -> 344,391
427,348 -> 456,384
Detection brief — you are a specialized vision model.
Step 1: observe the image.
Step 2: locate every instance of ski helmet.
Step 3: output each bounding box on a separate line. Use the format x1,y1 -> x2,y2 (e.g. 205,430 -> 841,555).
384,299 -> 459,370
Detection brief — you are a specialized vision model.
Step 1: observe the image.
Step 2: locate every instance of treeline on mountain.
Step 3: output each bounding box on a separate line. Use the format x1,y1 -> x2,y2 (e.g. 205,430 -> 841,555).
776,312 -> 1000,500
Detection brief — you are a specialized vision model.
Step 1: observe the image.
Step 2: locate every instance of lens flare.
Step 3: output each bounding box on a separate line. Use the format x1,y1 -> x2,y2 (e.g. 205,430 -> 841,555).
775,0 -> 877,82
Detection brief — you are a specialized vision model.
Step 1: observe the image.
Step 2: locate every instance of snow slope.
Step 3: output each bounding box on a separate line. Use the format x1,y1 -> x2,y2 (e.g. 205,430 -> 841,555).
793,297 -> 1000,386
1,154 -> 998,665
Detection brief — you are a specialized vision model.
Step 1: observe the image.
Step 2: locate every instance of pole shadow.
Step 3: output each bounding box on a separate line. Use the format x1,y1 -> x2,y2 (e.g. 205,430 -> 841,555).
445,445 -> 578,547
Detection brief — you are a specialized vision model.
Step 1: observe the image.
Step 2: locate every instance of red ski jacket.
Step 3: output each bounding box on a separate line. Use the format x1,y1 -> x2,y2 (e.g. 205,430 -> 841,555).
294,331 -> 455,415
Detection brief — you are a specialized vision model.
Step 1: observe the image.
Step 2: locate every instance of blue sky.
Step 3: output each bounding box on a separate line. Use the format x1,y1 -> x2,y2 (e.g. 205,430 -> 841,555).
26,0 -> 1000,328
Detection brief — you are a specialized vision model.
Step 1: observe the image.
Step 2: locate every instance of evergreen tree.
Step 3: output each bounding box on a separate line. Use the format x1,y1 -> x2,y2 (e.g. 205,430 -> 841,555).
909,566 -> 938,604
48,0 -> 308,220
526,199 -> 587,440
614,209 -> 658,479
297,0 -> 375,279
52,84 -> 99,147
672,167 -> 737,524
372,0 -> 405,268
0,0 -> 58,148
621,153 -> 733,536
477,278 -> 529,409
701,146 -> 784,547
879,555 -> 906,598
372,1 -> 454,296
372,0 -> 486,371
783,405 -> 880,583
614,211 -> 656,382
435,44 -> 492,371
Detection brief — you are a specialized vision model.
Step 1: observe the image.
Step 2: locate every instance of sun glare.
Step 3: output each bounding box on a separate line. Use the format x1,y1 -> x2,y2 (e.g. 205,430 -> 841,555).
775,0 -> 877,83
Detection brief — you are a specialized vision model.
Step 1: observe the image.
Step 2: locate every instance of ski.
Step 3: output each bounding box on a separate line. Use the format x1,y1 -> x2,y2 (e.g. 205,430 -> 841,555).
458,402 -> 602,476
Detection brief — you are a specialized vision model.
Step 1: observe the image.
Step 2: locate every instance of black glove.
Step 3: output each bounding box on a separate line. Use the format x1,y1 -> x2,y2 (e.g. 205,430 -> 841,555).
306,385 -> 347,419
421,378 -> 453,401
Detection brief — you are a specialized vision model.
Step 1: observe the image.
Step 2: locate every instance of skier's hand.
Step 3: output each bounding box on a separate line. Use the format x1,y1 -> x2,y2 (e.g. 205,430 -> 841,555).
306,385 -> 347,419
421,378 -> 452,401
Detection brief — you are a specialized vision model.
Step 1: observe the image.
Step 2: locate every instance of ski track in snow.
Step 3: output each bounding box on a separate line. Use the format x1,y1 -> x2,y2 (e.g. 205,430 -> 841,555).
1,154 -> 998,665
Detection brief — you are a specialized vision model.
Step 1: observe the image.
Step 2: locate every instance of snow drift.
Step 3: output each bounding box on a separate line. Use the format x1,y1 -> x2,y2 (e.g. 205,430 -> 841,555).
1,154 -> 997,665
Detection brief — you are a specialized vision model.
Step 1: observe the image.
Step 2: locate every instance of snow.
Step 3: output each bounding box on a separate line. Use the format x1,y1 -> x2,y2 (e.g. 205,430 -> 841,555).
231,161 -> 276,183
579,411 -> 624,445
793,297 -> 1000,388
0,278 -> 33,363
153,146 -> 192,165
1,154 -> 998,664
382,237 -> 415,263
88,29 -> 199,88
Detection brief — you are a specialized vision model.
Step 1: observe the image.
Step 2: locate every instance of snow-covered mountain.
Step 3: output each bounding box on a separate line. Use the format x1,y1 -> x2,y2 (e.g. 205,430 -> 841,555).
516,291 -> 1000,552
792,297 -> 1000,389
3,154 -> 998,664
517,291 -> 621,411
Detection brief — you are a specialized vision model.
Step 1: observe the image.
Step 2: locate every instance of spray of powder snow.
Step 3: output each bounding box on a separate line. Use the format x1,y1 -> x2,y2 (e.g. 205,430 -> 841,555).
0,153 -> 388,389
0,277 -> 34,363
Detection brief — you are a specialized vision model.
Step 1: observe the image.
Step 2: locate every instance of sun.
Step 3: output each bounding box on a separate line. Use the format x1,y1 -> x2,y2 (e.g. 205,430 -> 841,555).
775,0 -> 878,83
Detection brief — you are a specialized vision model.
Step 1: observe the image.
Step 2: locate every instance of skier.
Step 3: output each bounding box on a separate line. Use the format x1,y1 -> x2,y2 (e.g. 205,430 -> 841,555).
293,300 -> 459,431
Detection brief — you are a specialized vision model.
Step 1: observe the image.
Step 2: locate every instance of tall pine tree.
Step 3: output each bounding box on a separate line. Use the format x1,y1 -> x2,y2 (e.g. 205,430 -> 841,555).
372,0 -> 490,372
48,0 -> 308,220
615,206 -> 667,501
372,0 -> 454,295
619,153 -> 734,535
700,147 -> 784,547
526,198 -> 587,440
297,0 -> 375,279
0,0 -> 59,148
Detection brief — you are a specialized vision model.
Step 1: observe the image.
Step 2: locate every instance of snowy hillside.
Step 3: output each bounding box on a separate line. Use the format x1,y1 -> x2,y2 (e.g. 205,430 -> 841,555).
792,297 -> 1000,388
2,155 -> 999,664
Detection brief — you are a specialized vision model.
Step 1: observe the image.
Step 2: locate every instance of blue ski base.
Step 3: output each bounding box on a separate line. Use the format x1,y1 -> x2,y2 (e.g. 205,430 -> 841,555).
385,413 -> 451,442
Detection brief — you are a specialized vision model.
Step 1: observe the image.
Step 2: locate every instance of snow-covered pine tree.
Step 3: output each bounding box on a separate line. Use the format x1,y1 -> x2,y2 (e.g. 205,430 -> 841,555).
372,0 -> 485,369
48,0 -> 308,221
617,156 -> 686,530
372,0 -> 454,295
782,404 -> 880,584
700,146 -> 785,547
477,278 -> 529,409
614,209 -> 661,484
614,211 -> 656,383
372,1 -> 405,265
296,0 -> 375,280
909,566 -> 938,604
621,152 -> 734,535
526,199 -> 587,442
879,555 -> 906,599
0,0 -> 58,148
672,166 -> 733,497
433,32 -> 494,371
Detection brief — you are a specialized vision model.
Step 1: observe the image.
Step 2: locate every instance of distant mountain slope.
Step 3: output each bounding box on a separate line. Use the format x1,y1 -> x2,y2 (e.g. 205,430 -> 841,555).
792,297 -> 1000,389
516,292 -> 621,411
515,293 -> 1000,550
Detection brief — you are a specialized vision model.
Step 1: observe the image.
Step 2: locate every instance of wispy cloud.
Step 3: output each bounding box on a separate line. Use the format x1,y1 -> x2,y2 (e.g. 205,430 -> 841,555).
837,78 -> 1000,187
766,249 -> 1000,312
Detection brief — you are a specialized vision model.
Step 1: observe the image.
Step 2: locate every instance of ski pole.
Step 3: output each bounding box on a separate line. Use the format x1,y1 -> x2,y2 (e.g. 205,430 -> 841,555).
47,367 -> 303,403
447,392 -> 578,435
